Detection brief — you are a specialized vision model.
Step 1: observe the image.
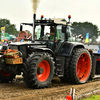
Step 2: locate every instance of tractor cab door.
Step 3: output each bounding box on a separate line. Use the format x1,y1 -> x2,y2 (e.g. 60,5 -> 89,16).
54,25 -> 66,53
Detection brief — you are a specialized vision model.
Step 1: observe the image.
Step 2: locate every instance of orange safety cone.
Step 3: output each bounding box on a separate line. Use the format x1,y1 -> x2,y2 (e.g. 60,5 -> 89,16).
66,95 -> 72,100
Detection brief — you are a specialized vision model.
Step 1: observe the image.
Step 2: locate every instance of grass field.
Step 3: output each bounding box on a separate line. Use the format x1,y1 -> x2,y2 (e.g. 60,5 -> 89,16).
80,95 -> 100,100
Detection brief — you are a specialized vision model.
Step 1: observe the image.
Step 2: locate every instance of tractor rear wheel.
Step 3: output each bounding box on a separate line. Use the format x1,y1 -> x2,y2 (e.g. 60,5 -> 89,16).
0,70 -> 15,82
22,52 -> 55,88
70,48 -> 92,84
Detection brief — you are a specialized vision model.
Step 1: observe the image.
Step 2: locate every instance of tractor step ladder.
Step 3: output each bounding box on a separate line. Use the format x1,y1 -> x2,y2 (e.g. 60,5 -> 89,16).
56,57 -> 64,77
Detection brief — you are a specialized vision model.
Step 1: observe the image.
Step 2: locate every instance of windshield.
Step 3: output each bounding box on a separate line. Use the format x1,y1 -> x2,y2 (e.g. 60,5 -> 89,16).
35,25 -> 65,41
35,25 -> 50,40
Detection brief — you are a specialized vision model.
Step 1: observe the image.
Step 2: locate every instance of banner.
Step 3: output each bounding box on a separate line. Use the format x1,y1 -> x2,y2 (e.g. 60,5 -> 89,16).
85,33 -> 89,43
1,27 -> 5,42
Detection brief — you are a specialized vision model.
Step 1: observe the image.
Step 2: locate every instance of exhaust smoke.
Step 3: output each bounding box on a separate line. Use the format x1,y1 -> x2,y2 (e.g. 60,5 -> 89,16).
31,0 -> 40,14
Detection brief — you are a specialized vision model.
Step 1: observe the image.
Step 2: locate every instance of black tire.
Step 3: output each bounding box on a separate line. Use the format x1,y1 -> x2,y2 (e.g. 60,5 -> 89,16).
22,52 -> 55,88
69,48 -> 92,84
0,70 -> 15,82
59,58 -> 71,83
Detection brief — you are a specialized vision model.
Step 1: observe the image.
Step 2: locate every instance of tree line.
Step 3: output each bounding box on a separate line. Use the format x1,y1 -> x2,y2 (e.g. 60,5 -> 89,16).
71,22 -> 99,40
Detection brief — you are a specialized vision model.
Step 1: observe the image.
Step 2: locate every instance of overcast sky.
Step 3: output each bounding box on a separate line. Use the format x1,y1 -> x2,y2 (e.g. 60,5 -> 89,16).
0,0 -> 100,31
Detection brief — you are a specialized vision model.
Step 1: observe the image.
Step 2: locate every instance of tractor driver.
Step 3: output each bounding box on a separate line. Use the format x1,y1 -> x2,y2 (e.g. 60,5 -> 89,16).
46,26 -> 60,41
46,26 -> 60,49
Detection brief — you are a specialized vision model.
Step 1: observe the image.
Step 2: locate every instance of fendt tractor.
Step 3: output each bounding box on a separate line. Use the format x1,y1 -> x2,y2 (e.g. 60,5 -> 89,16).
0,14 -> 99,88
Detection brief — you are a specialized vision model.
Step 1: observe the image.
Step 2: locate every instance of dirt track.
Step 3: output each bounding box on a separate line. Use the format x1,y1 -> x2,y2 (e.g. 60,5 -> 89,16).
0,75 -> 100,100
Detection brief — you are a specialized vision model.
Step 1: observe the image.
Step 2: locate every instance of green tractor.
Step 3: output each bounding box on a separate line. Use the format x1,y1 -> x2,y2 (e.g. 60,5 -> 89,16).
0,14 -> 94,88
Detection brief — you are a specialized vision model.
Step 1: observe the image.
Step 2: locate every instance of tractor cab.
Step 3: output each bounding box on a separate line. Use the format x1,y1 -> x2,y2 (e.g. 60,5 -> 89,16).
19,15 -> 71,51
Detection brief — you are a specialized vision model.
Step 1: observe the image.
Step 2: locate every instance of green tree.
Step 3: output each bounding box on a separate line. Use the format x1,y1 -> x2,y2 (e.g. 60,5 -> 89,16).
0,19 -> 19,36
72,22 -> 99,39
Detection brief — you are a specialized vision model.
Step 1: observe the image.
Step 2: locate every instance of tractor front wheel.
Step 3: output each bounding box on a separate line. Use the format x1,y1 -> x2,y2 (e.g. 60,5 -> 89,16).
22,52 -> 55,88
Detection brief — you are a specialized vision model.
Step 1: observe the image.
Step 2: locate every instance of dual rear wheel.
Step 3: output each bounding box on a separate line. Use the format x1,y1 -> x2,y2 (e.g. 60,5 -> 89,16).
60,48 -> 92,84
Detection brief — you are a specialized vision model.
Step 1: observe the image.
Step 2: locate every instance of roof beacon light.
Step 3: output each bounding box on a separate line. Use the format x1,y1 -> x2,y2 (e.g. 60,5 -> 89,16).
68,15 -> 71,18
68,15 -> 71,22
41,15 -> 44,20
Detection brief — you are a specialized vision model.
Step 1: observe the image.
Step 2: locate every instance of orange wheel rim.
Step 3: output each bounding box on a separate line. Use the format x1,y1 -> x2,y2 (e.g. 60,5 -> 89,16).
1,70 -> 10,76
37,60 -> 50,82
77,53 -> 91,82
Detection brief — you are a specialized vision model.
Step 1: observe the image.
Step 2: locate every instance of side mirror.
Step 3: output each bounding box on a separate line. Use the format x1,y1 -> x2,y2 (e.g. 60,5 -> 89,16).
62,25 -> 67,33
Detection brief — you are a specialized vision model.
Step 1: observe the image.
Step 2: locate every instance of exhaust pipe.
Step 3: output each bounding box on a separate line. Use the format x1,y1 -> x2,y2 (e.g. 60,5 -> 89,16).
32,14 -> 36,41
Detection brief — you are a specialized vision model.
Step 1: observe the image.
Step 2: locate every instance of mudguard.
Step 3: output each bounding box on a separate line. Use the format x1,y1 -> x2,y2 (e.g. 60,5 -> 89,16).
57,41 -> 85,56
